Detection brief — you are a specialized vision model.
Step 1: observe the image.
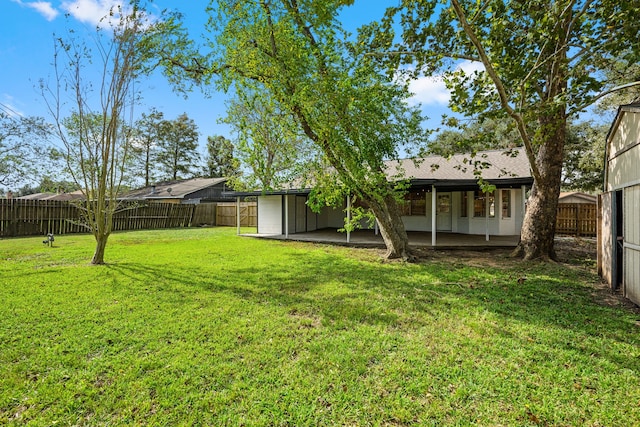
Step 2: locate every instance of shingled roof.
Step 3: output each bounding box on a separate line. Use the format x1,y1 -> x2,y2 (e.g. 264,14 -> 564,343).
120,177 -> 228,200
226,147 -> 533,196
387,148 -> 533,187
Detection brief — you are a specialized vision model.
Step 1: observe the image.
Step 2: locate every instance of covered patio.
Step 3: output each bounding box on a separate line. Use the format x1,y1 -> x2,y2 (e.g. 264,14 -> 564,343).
241,228 -> 520,249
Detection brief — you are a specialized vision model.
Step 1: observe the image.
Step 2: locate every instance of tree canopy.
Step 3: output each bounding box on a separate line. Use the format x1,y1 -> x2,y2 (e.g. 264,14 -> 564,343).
156,0 -> 429,259
155,113 -> 200,181
374,0 -> 640,260
0,112 -> 50,188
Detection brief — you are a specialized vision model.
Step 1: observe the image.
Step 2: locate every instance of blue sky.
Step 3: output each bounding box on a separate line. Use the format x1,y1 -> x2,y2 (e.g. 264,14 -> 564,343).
1,0 -> 460,161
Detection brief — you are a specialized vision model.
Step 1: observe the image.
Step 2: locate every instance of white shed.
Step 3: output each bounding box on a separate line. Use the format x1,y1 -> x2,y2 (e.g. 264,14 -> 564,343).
599,103 -> 640,305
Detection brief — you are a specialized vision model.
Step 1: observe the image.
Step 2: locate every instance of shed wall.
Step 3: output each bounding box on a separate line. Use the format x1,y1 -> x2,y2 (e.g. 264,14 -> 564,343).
624,184 -> 640,304
607,112 -> 640,191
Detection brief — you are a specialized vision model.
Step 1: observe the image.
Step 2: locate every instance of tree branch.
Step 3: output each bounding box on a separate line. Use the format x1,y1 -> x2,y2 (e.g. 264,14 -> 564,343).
449,0 -> 542,182
570,80 -> 640,115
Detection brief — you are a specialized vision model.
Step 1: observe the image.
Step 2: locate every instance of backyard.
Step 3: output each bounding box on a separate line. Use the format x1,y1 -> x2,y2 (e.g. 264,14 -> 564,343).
1,227 -> 638,425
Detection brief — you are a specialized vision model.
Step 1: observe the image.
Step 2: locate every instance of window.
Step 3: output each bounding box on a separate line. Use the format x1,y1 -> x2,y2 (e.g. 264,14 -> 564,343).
473,190 -> 495,218
401,190 -> 426,216
501,190 -> 511,218
460,192 -> 468,217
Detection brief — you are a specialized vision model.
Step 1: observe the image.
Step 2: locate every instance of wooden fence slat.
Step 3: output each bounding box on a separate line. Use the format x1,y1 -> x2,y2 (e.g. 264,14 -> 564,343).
555,203 -> 597,237
0,199 -> 197,238
215,202 -> 257,227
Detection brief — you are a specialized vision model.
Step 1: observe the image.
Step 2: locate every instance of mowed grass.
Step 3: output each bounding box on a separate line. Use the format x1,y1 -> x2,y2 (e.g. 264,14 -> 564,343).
1,228 -> 639,426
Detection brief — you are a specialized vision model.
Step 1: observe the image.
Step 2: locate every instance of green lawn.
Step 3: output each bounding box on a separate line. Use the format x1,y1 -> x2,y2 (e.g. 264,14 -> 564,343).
1,227 -> 638,426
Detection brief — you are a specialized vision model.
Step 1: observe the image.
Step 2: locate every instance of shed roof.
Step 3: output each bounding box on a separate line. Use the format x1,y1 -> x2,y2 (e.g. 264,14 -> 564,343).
558,191 -> 596,203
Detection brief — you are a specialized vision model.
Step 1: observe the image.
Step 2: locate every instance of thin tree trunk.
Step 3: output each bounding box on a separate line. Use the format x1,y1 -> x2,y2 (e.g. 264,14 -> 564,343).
91,233 -> 109,265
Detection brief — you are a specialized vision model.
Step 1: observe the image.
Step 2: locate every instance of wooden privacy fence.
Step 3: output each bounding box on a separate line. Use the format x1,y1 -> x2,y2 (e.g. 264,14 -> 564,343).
556,203 -> 597,237
216,202 -> 257,227
0,199 -> 195,238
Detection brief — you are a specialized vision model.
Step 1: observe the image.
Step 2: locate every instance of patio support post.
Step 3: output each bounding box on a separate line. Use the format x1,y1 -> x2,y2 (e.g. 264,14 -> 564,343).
485,192 -> 490,241
521,185 -> 526,219
374,220 -> 379,235
346,195 -> 351,243
236,196 -> 241,235
431,185 -> 437,246
284,195 -> 289,239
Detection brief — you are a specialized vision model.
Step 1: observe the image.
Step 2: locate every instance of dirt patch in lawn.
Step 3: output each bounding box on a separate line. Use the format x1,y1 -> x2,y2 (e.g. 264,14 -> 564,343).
411,236 -> 640,315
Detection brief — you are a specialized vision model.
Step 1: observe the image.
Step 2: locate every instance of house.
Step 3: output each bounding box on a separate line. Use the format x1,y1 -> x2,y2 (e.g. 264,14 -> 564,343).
119,177 -> 233,204
228,148 -> 534,245
599,103 -> 640,305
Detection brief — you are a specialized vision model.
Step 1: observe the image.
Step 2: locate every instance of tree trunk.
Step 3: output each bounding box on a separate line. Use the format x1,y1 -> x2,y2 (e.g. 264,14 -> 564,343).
91,233 -> 109,265
513,114 -> 566,261
367,192 -> 415,261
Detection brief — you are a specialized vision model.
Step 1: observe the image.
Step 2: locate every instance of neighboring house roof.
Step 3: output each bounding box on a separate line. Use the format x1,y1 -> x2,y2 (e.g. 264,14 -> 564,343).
16,190 -> 85,201
228,147 -> 533,196
120,177 -> 229,201
558,191 -> 596,204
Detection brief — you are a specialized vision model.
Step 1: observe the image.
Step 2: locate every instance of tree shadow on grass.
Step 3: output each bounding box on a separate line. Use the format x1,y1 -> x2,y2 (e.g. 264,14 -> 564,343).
105,245 -> 640,375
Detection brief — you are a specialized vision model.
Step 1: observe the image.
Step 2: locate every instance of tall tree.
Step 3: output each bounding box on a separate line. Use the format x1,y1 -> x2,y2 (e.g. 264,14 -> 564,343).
203,135 -> 238,177
0,111 -> 50,188
131,108 -> 164,187
156,0 -> 428,260
41,4 -> 166,264
377,0 -> 640,260
222,87 -> 315,190
156,113 -> 200,181
562,121 -> 607,192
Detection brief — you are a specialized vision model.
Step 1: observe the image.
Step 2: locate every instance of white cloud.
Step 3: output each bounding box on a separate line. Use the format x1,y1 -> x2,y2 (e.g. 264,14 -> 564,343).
408,75 -> 450,106
61,0 -> 125,27
10,0 -> 59,21
1,94 -> 25,118
407,60 -> 485,106
60,0 -> 157,30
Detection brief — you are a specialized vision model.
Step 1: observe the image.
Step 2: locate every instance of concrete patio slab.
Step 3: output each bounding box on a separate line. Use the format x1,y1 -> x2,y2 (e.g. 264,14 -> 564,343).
241,228 -> 520,250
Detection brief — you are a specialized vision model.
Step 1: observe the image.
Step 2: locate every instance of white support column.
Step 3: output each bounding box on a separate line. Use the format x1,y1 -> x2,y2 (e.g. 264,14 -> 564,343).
284,195 -> 289,238
485,192 -> 490,241
374,220 -> 379,235
346,195 -> 351,243
521,185 -> 527,220
236,196 -> 241,235
431,186 -> 437,247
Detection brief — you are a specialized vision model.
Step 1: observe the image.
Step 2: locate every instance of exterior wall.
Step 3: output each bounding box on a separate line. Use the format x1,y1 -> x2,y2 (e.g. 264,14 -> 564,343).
284,195 -> 296,234
602,109 -> 640,305
306,205 -> 318,231
607,111 -> 640,192
257,195 -> 282,234
624,184 -> 640,304
258,189 -> 526,237
401,189 -> 523,236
